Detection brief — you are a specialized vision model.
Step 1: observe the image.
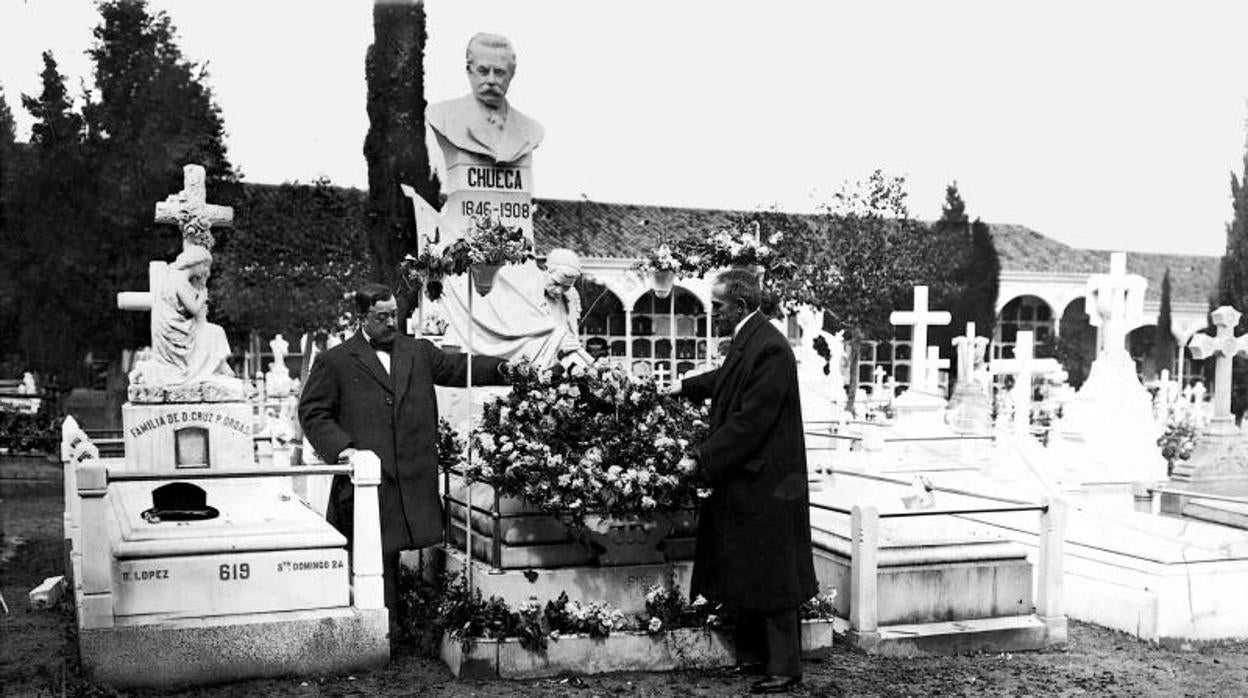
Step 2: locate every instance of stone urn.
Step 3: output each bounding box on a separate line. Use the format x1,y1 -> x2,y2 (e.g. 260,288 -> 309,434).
565,513 -> 675,566
651,269 -> 676,299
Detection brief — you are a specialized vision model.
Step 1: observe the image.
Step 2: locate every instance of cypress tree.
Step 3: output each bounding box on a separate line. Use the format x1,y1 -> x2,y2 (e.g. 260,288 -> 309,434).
964,217 -> 1001,338
1217,128 -> 1248,420
0,85 -> 18,151
929,182 -> 972,382
1150,268 -> 1176,377
363,0 -> 434,317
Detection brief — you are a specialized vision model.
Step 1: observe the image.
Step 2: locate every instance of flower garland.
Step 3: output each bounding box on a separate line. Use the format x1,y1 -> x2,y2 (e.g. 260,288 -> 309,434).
463,360 -> 709,522
674,223 -> 792,278
400,217 -> 534,300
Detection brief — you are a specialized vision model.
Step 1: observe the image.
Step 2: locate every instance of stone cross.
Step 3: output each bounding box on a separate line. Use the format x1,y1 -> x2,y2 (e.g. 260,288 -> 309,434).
990,331 -> 1064,434
951,322 -> 989,384
890,286 -> 951,390
154,164 -> 234,249
118,164 -> 234,346
924,346 -> 949,392
1085,252 -> 1146,359
1186,305 -> 1248,428
116,261 -> 169,349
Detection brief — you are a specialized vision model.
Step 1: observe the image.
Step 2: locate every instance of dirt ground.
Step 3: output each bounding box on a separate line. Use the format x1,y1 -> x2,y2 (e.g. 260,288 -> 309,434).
4,483 -> 1247,697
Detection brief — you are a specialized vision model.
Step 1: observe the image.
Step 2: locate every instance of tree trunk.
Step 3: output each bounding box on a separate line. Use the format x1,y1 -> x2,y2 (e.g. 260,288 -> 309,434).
845,329 -> 862,414
363,0 -> 436,323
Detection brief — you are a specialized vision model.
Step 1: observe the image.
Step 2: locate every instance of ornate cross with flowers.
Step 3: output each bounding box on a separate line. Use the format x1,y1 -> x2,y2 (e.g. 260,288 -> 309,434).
1187,305 -> 1248,431
154,164 -> 234,249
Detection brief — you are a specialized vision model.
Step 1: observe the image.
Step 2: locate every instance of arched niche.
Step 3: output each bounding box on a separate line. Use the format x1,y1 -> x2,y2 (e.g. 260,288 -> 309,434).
994,295 -> 1056,359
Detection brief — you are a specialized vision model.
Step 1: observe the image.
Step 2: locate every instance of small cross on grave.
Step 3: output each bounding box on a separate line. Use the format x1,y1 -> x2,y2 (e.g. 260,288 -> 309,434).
890,286 -> 951,391
872,365 -> 887,402
924,346 -> 949,392
155,164 -> 234,249
951,322 -> 990,384
1186,305 -> 1248,433
1086,252 -> 1146,359
990,331 -> 1064,434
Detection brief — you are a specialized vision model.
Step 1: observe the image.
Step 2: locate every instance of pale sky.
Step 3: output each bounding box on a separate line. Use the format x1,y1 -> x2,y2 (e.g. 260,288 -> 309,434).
2,0 -> 1246,256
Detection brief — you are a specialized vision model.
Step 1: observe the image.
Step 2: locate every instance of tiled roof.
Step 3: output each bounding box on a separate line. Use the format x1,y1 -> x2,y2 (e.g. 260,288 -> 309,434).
532,198 -> 1220,304
533,198 -> 749,258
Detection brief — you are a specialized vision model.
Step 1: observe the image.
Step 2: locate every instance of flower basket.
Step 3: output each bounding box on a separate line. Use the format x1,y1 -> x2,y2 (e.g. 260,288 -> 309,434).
399,217 -> 533,300
651,269 -> 676,299
470,263 -> 503,296
564,513 -> 675,566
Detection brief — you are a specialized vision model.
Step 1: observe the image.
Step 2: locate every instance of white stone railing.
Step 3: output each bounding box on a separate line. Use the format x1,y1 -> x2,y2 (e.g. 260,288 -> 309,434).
819,493 -> 1067,649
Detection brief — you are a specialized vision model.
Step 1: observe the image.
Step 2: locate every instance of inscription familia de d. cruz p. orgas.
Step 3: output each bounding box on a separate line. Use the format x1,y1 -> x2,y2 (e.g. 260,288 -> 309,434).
127,409 -> 252,440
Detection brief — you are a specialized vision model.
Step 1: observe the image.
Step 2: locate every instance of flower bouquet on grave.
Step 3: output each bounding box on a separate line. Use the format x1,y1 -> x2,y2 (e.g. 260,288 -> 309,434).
1157,402 -> 1206,475
463,359 -> 709,564
633,243 -> 688,299
400,217 -> 533,300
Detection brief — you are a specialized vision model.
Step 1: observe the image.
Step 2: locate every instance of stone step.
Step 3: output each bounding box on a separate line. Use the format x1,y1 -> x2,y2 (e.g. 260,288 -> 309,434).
848,615 -> 1051,656
1183,499 -> 1248,530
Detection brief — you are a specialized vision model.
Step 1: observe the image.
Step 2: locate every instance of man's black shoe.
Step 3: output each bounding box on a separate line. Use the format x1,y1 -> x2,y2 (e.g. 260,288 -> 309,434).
751,675 -> 801,694
732,662 -> 766,676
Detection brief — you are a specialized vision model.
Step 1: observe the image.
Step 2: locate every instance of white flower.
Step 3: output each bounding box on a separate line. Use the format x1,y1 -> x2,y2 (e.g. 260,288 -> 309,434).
476,433 -> 496,452
692,595 -> 708,607
648,617 -> 663,633
641,496 -> 657,509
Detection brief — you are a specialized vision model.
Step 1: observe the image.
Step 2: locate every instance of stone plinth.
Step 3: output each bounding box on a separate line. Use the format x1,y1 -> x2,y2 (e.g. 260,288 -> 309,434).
79,607 -> 389,690
889,389 -> 949,432
440,622 -> 835,679
967,497 -> 1248,642
107,479 -> 348,617
805,472 -> 1061,655
808,498 -> 1033,626
422,546 -> 694,616
122,402 -> 254,471
944,383 -> 993,435
1170,428 -> 1248,484
444,475 -> 697,569
1054,354 -> 1166,484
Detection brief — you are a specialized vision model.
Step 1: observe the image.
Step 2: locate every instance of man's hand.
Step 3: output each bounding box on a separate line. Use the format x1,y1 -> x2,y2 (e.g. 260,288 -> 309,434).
337,447 -> 358,464
661,379 -> 683,397
677,455 -> 698,475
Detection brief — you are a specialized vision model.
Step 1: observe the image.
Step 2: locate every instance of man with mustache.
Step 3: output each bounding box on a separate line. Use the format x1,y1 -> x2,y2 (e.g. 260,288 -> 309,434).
427,32 -> 544,165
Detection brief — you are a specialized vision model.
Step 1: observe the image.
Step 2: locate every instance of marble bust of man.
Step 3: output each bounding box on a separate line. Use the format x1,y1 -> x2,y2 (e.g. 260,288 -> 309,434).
427,32 -> 545,165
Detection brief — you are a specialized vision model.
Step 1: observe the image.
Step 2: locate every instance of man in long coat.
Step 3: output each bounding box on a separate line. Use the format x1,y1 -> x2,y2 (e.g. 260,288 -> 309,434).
298,283 -> 509,622
672,269 -> 817,694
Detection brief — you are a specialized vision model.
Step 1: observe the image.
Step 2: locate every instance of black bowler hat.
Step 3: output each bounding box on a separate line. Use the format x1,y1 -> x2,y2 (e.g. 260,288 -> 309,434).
141,482 -> 219,523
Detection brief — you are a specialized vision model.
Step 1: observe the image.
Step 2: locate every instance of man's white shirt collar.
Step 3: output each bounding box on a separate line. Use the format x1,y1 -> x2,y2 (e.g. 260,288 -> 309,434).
733,310 -> 759,340
362,328 -> 391,373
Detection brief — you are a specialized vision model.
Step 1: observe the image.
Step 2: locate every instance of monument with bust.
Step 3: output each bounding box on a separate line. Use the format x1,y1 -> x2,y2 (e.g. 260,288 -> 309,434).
425,33 -> 589,367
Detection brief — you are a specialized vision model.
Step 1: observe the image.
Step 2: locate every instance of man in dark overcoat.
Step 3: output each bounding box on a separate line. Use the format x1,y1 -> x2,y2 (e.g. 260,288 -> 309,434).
672,269 -> 817,694
298,283 -> 510,622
